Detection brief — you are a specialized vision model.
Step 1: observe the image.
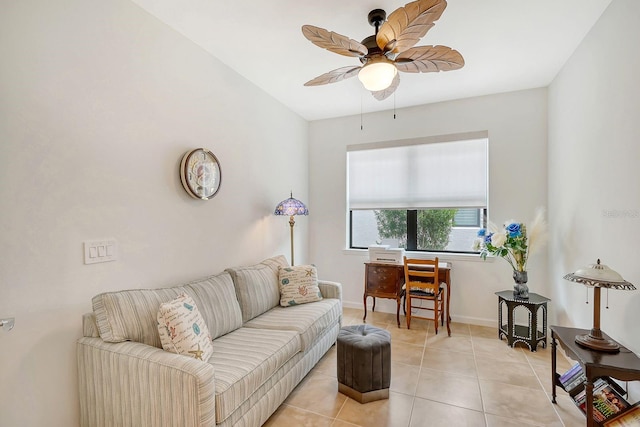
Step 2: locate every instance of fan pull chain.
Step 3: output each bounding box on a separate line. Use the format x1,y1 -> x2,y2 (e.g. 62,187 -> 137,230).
360,93 -> 364,131
586,287 -> 589,304
606,288 -> 609,309
393,93 -> 396,119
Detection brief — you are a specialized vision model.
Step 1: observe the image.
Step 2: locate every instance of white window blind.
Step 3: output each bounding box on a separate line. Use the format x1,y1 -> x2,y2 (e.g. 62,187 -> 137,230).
348,136 -> 488,210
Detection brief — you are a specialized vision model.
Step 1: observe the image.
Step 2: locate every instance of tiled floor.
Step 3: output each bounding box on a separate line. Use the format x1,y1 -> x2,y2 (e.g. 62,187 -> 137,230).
264,307 -> 588,427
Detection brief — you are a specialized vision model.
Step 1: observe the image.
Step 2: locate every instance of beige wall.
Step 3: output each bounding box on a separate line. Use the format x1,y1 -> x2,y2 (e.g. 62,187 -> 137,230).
548,0 -> 640,355
308,88 -> 549,325
0,1 -> 308,425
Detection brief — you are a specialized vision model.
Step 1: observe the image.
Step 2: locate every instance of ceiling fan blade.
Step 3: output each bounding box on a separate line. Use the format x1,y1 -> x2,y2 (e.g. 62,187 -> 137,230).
304,66 -> 362,86
371,73 -> 400,101
376,0 -> 447,54
395,45 -> 464,73
302,25 -> 368,57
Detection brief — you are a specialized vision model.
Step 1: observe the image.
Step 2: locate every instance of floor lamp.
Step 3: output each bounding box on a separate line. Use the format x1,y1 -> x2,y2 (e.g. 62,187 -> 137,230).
274,192 -> 308,266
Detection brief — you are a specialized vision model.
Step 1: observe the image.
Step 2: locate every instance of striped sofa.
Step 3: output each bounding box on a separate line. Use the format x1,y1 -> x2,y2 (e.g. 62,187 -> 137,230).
77,255 -> 342,427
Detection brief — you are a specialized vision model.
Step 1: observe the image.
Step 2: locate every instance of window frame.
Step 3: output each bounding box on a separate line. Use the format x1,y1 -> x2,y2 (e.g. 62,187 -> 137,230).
347,131 -> 489,254
349,208 -> 487,254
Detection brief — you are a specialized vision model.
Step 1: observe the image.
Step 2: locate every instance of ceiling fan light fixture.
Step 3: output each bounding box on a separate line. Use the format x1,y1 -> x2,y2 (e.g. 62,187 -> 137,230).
357,57 -> 397,92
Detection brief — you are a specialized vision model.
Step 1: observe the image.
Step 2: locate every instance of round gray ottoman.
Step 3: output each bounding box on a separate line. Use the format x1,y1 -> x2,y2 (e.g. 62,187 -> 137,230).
337,324 -> 391,403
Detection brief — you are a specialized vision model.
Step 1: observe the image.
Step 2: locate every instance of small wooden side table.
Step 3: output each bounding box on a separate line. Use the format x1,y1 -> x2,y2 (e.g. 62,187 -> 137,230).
551,326 -> 640,427
496,291 -> 550,352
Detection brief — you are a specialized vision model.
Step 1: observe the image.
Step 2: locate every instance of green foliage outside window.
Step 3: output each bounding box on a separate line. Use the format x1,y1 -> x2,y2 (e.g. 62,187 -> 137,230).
374,209 -> 457,251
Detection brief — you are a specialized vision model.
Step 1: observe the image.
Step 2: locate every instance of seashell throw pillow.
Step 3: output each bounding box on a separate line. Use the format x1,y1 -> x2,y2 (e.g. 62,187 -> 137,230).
278,265 -> 323,307
157,293 -> 213,361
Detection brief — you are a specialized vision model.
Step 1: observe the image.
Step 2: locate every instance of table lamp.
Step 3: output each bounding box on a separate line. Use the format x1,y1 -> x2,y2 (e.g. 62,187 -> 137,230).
563,259 -> 636,353
274,192 -> 308,266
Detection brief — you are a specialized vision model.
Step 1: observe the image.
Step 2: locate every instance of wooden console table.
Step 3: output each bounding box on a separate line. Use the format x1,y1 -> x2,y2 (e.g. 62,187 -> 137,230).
362,262 -> 451,329
551,325 -> 640,427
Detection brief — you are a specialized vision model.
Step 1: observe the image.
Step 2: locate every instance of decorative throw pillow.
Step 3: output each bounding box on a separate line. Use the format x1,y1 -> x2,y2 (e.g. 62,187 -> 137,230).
278,265 -> 323,307
157,294 -> 213,362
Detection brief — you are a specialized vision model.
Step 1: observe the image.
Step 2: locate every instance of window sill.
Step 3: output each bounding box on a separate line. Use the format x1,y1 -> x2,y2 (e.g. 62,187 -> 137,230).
341,248 -> 494,263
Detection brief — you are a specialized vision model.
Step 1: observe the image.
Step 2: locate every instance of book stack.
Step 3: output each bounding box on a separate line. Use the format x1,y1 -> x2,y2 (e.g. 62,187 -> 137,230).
559,362 -> 586,393
559,364 -> 633,424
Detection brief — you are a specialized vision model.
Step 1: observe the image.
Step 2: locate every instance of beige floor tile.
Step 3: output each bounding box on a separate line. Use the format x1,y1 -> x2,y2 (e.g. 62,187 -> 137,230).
336,391 -> 414,427
472,336 -> 529,363
285,372 -> 347,418
421,347 -> 478,377
263,404 -> 335,427
414,368 -> 483,411
551,394 -> 588,427
475,357 -> 542,390
365,309 -> 399,325
485,413 -> 547,426
423,320 -> 453,337
398,315 -> 431,331
390,341 -> 424,366
390,361 -> 421,396
521,343 -> 573,370
331,420 -> 362,427
479,380 -> 563,425
448,321 -> 471,336
529,362 -> 558,397
314,346 -> 338,378
425,334 -> 473,353
470,324 -> 500,339
386,324 -> 428,346
409,397 -> 486,427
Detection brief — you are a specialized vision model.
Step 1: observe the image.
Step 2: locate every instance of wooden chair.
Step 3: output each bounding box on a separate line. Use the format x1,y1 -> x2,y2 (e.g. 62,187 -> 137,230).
403,256 -> 446,334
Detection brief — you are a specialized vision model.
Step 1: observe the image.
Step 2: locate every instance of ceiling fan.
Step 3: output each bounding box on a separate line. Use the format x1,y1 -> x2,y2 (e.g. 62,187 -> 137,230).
302,0 -> 464,100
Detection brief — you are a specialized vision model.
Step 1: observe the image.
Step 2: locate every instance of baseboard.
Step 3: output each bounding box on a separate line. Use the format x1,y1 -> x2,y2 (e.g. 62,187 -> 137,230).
342,300 -> 495,327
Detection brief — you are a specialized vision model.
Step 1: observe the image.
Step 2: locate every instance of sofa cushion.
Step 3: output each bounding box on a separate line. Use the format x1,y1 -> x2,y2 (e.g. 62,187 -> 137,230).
93,286 -> 186,347
226,256 -> 289,322
92,271 -> 242,347
184,272 -> 243,340
157,294 -> 214,361
209,327 -> 300,423
244,298 -> 342,352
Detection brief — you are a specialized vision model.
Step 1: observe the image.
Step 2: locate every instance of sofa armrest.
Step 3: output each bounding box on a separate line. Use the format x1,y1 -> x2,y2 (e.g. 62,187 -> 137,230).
77,337 -> 216,427
318,280 -> 342,301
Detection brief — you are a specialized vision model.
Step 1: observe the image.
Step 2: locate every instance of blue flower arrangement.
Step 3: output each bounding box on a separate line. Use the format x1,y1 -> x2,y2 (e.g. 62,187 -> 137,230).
473,209 -> 548,272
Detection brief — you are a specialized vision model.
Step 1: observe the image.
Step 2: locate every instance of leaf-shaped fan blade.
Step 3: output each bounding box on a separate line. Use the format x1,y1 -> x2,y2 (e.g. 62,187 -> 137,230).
302,25 -> 368,57
304,66 -> 362,86
376,0 -> 447,54
371,73 -> 400,101
395,45 -> 464,73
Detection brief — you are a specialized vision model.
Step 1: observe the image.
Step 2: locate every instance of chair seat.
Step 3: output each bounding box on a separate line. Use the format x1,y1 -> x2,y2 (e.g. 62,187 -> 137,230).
409,287 -> 442,297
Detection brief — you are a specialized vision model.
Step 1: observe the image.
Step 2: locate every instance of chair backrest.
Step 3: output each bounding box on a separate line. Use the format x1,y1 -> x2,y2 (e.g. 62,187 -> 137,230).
403,257 -> 439,292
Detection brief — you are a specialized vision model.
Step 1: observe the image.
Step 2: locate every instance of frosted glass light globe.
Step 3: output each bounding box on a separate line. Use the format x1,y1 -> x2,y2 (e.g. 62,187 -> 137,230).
358,58 -> 397,92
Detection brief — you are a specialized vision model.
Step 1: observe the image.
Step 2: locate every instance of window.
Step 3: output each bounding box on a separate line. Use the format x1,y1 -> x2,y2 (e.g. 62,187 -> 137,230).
347,132 -> 488,253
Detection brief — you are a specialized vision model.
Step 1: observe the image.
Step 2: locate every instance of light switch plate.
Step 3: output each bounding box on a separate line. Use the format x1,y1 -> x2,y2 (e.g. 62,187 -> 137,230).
84,239 -> 117,264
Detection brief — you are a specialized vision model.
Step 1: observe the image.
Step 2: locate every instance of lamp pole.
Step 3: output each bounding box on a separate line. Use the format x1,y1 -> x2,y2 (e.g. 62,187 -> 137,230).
289,215 -> 296,266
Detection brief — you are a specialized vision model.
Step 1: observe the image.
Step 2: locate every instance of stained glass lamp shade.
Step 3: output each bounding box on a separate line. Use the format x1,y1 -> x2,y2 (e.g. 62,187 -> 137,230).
274,192 -> 308,266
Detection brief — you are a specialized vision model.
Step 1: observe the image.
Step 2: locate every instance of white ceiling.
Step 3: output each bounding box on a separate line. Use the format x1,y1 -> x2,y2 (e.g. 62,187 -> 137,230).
131,0 -> 612,121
